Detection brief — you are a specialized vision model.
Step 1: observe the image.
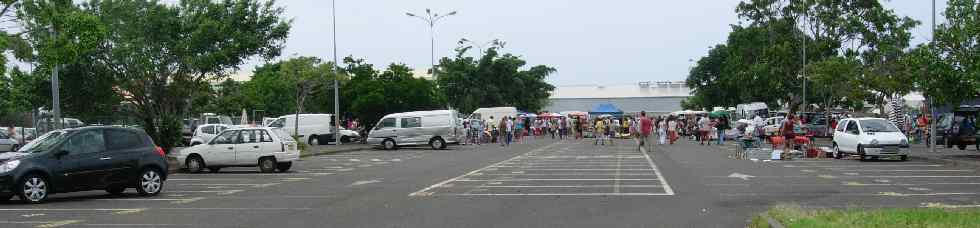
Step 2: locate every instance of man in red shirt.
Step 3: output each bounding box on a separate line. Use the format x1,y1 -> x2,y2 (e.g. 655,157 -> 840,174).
640,111 -> 653,152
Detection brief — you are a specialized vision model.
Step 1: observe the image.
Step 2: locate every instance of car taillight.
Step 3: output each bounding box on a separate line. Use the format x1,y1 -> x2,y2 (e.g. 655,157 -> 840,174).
155,146 -> 166,157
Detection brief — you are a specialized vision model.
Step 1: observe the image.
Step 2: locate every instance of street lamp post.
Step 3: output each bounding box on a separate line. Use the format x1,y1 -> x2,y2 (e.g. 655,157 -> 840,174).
332,0 -> 341,145
929,0 -> 936,153
460,38 -> 493,57
406,9 -> 456,81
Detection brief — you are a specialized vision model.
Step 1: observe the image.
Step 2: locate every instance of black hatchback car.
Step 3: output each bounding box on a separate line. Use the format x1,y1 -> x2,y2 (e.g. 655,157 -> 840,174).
0,126 -> 168,204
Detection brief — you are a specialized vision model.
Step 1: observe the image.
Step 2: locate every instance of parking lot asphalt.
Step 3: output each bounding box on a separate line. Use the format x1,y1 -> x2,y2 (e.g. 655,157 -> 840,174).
2,137 -> 979,227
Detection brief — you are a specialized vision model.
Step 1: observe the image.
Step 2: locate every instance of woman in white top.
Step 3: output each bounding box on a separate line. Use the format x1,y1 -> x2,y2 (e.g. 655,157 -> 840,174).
658,118 -> 668,145
667,117 -> 678,144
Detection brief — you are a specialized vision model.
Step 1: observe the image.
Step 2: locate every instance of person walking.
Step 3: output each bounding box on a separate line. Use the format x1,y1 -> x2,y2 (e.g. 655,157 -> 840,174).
717,116 -> 730,145
698,116 -> 710,145
779,115 -> 797,152
471,118 -> 482,145
667,117 -> 678,144
498,117 -> 508,147
639,112 -> 653,152
594,118 -> 606,146
514,117 -> 524,144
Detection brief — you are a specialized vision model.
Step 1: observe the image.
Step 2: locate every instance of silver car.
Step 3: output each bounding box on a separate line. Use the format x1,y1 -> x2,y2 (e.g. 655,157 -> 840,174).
0,132 -> 18,152
367,110 -> 461,150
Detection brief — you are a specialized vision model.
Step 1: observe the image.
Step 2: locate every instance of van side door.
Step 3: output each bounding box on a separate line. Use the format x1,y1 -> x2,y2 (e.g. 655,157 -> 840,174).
400,117 -> 422,144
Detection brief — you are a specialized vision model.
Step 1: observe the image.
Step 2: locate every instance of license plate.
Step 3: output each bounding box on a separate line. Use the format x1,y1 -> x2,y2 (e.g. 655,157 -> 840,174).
882,146 -> 899,152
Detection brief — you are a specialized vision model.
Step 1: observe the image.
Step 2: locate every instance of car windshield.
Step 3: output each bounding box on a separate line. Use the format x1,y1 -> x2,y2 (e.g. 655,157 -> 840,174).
17,130 -> 68,153
859,119 -> 900,133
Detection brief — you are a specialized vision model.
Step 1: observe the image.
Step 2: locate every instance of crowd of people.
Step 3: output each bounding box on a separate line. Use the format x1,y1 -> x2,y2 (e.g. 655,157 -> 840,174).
458,111 -> 739,150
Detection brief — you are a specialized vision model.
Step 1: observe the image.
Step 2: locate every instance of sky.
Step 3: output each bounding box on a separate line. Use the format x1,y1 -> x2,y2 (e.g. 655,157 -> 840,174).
235,0 -> 949,86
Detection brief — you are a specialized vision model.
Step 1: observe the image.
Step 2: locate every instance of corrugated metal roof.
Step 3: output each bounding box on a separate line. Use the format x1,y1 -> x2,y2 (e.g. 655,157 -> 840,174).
550,82 -> 692,99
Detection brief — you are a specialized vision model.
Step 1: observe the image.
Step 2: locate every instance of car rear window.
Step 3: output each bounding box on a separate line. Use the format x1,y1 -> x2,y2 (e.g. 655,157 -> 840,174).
106,129 -> 145,150
271,129 -> 294,142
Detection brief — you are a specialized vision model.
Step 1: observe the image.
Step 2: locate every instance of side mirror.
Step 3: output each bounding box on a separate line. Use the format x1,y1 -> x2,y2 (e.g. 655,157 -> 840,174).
55,150 -> 69,158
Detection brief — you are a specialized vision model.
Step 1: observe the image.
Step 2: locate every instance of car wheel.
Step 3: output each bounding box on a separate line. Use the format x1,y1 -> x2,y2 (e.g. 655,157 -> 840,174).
430,138 -> 445,150
383,139 -> 397,150
17,174 -> 49,204
186,156 -> 205,173
105,185 -> 126,195
308,136 -> 318,146
958,144 -> 967,150
259,157 -> 277,173
900,155 -> 909,161
833,143 -> 843,159
136,168 -> 163,196
276,162 -> 292,172
208,167 -> 221,173
0,194 -> 12,201
341,136 -> 351,143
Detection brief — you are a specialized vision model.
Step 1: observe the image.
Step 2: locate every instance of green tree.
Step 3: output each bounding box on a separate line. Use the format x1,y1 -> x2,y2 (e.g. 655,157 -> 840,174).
439,40 -> 556,114
343,57 -> 443,128
914,0 -> 980,107
66,0 -> 290,150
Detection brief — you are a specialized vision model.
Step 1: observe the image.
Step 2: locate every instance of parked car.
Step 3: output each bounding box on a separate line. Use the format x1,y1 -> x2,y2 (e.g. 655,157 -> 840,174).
762,116 -> 785,136
832,118 -> 910,161
0,126 -> 168,203
266,114 -> 360,145
181,118 -> 200,146
935,106 -> 979,150
367,110 -> 462,150
189,124 -> 231,146
174,127 -> 299,173
12,127 -> 38,143
800,112 -> 830,138
0,132 -> 18,152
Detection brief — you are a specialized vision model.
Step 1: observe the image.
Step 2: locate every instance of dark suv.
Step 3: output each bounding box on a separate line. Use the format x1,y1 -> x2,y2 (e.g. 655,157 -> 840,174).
0,126 -> 168,204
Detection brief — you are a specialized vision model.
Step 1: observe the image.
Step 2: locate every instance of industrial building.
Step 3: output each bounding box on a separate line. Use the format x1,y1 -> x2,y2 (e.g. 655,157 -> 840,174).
544,81 -> 692,115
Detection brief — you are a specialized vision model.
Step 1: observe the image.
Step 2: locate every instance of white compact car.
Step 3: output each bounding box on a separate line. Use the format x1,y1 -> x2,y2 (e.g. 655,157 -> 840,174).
832,118 -> 910,161
175,127 -> 300,173
189,124 -> 231,146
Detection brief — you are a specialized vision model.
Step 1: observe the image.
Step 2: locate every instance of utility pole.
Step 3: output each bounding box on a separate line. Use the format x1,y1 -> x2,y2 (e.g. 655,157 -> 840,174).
333,0 -> 341,145
929,0 -> 937,153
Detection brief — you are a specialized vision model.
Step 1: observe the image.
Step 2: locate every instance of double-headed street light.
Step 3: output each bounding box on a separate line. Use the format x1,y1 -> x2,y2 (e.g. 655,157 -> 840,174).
406,9 -> 456,80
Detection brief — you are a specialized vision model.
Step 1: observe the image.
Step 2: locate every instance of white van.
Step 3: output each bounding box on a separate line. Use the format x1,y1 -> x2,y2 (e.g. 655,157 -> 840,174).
367,110 -> 461,150
266,114 -> 360,145
470,107 -> 518,123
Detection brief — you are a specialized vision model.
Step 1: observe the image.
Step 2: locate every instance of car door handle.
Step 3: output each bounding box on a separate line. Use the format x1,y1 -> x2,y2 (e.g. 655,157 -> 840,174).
100,156 -> 112,160
227,147 -> 234,150
253,146 -> 259,149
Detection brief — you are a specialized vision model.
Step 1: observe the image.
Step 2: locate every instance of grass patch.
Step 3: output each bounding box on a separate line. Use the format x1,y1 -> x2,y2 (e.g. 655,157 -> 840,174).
749,203 -> 980,228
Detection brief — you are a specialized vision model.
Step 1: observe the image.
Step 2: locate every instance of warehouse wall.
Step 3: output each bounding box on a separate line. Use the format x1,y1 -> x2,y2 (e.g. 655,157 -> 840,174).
544,97 -> 687,114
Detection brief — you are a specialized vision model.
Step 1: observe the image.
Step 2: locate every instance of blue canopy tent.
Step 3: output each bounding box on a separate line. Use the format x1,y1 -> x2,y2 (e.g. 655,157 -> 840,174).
589,103 -> 624,118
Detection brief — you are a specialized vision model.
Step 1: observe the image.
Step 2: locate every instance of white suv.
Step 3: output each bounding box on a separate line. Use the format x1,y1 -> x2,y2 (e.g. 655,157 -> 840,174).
832,118 -> 910,161
175,127 -> 300,173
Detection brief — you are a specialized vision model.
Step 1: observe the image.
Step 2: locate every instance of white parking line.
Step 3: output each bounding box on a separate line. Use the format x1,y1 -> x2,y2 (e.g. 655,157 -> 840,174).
640,143 -> 675,195
494,168 -> 656,171
453,179 -> 660,181
456,193 -> 673,196
784,164 -> 943,168
832,170 -> 974,172
409,144 -> 557,196
474,185 -> 662,188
